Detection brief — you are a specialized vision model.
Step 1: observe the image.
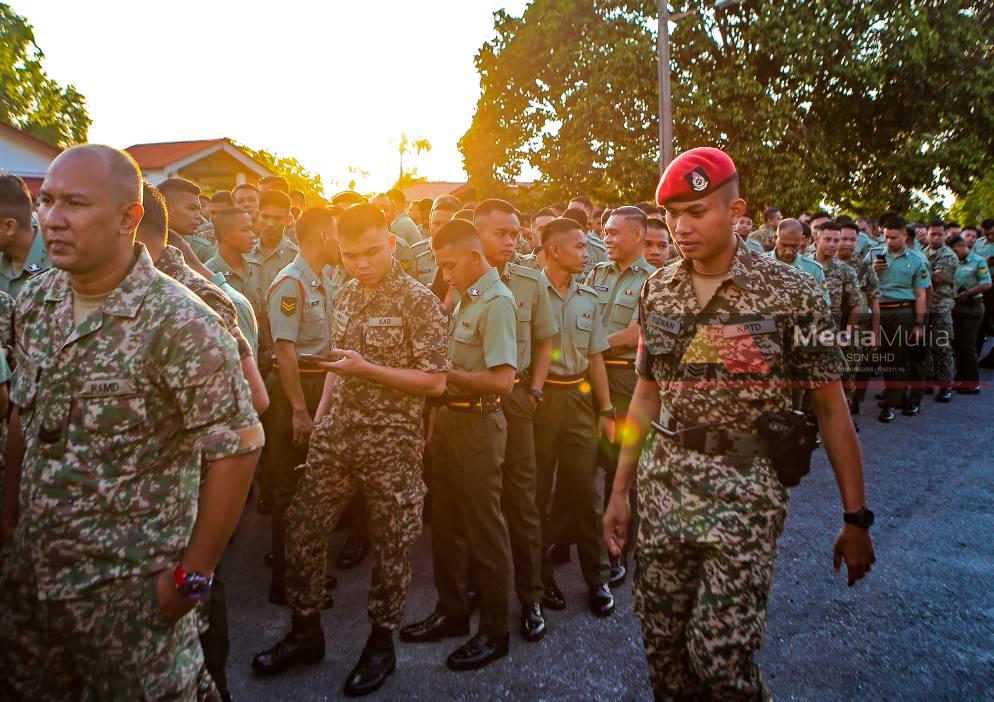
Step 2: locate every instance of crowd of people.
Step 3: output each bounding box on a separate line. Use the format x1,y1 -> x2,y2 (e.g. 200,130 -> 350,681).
0,141 -> 987,700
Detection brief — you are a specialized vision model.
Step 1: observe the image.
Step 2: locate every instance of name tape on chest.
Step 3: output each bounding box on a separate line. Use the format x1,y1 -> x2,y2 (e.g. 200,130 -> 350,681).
368,316 -> 403,328
334,309 -> 349,326
647,314 -> 682,335
593,285 -> 610,292
81,378 -> 137,397
722,318 -> 777,339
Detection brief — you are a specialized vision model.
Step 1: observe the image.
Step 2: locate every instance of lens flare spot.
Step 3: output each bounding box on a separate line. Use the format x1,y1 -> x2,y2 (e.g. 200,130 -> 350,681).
579,381 -> 591,394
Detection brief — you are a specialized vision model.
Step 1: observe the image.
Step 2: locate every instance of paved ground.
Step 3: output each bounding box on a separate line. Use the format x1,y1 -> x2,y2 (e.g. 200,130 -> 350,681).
223,374 -> 994,701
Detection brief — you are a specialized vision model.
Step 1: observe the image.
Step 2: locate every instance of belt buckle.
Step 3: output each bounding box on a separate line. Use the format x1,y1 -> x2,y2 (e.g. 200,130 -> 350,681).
650,419 -> 678,440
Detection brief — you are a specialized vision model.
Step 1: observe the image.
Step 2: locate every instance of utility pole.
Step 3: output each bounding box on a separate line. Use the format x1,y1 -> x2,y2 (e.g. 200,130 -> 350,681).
657,0 -> 673,173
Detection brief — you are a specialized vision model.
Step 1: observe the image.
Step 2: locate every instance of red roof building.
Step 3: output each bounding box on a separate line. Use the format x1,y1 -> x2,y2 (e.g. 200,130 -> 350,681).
0,121 -> 62,196
126,138 -> 274,192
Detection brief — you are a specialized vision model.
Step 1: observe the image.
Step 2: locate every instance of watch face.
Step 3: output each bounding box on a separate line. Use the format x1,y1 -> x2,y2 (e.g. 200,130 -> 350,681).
181,574 -> 214,600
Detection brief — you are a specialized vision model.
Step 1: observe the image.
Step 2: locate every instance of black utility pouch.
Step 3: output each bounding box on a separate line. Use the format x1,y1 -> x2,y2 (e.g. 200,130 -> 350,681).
754,411 -> 817,487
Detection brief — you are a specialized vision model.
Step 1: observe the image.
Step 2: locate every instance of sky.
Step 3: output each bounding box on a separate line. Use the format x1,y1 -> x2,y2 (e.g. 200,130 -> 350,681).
13,0 -> 530,193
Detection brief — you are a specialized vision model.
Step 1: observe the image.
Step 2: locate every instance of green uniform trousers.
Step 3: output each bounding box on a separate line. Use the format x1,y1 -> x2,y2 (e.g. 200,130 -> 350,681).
954,299 -> 985,385
879,304 -> 924,407
534,383 -> 610,585
430,405 -> 511,638
286,421 -> 425,626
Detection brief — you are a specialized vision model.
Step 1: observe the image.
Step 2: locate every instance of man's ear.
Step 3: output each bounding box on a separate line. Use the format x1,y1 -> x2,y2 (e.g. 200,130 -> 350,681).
0,217 -> 18,240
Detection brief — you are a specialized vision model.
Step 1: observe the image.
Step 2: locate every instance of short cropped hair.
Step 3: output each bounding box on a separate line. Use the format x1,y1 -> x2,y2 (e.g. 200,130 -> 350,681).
259,190 -> 292,212
139,181 -> 168,245
562,207 -> 589,230
646,219 -> 668,233
211,190 -> 234,206
258,175 -> 289,193
981,218 -> 994,230
432,218 -> 482,252
232,183 -> 260,196
432,194 -> 462,215
946,234 -> 964,247
636,202 -> 660,216
0,173 -> 34,228
540,217 -> 584,247
944,220 -> 961,229
386,188 -> 406,208
763,206 -> 781,223
812,210 -> 831,220
474,198 -> 518,223
338,203 -> 387,240
296,207 -> 337,244
928,219 -> 945,229
158,177 -> 201,198
534,207 -> 557,219
214,207 -> 249,238
816,220 -> 841,232
453,209 -> 475,222
569,194 -> 593,209
883,215 -> 907,231
607,205 -> 648,230
331,190 -> 366,207
601,208 -> 613,226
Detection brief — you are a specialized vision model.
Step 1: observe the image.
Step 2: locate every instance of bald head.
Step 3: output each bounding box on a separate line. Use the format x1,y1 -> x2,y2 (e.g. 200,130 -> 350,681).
777,218 -> 804,239
51,144 -> 142,205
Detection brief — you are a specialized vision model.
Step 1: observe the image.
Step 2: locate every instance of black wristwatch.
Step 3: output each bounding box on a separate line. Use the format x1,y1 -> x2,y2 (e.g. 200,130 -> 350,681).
599,407 -> 618,419
528,388 -> 544,404
843,507 -> 875,530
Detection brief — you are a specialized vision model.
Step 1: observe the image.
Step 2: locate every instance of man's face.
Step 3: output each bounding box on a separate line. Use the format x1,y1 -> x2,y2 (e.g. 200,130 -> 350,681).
531,215 -> 555,249
947,226 -> 962,238
548,228 -> 588,275
914,226 -> 927,244
428,208 -> 455,238
221,212 -> 257,254
164,190 -> 201,236
734,216 -> 753,236
984,225 -> 994,241
927,226 -> 945,249
372,196 -> 395,222
233,188 -> 260,221
477,210 -> 519,265
258,205 -> 290,243
838,229 -> 857,259
884,228 -> 906,253
37,151 -> 142,274
407,202 -> 421,225
663,188 -> 743,262
962,228 -> 977,247
856,219 -> 869,234
339,227 -> 396,287
768,211 -> 783,227
206,201 -> 225,221
603,214 -> 645,262
643,228 -> 670,267
810,217 -> 830,233
816,229 -> 840,259
568,200 -> 593,220
435,242 -> 483,293
952,242 -> 970,260
775,229 -> 803,263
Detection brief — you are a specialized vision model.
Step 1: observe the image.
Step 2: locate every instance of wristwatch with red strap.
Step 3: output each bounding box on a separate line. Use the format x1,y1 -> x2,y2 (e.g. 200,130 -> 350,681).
173,564 -> 215,600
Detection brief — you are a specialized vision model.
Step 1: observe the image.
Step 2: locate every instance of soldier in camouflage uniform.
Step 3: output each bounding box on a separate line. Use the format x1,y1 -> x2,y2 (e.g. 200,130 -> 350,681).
252,204 -> 449,697
0,174 -> 53,298
746,206 -> 780,253
0,145 -> 263,701
604,148 -> 875,701
0,288 -> 12,485
924,222 -> 959,402
838,226 -> 881,415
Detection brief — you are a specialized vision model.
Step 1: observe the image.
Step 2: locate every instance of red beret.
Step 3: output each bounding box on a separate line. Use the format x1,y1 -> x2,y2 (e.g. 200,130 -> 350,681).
655,147 -> 737,206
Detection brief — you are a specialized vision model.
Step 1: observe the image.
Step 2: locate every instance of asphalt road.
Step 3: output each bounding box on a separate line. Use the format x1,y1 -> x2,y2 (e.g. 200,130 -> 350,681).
222,373 -> 994,701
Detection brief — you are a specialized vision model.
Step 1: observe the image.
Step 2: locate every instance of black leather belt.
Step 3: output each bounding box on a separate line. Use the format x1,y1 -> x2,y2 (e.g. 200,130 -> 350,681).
879,300 -> 913,309
650,409 -> 767,459
444,395 -> 501,413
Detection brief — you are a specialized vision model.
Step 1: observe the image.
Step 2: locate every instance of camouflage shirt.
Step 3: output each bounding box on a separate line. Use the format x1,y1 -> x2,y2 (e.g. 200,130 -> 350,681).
7,244 -> 262,600
841,256 -> 880,313
635,238 -> 845,547
820,258 -> 861,319
925,244 -> 959,313
746,225 -> 776,253
155,245 -> 253,360
330,259 -> 449,431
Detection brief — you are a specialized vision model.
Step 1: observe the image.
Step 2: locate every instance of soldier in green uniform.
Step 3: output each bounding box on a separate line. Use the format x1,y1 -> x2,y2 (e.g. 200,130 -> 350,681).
837,215 -> 873,262
532,218 -> 616,618
373,190 -> 422,245
401,218 -> 517,671
0,174 -> 53,297
205,207 -> 264,305
949,234 -> 992,392
971,219 -> 994,364
263,207 -> 341,607
469,198 -> 556,641
838,225 -> 881,416
924,221 -> 959,402
746,206 -> 780,252
867,215 -> 932,421
252,204 -> 449,696
584,205 -> 655,586
605,147 -> 875,701
159,178 -> 217,264
0,144 -> 263,700
643,218 -> 672,268
253,190 -> 299,306
770,219 -> 829,300
413,195 -> 461,286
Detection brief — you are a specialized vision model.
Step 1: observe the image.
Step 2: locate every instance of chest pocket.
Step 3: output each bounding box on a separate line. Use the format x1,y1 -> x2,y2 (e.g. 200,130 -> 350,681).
515,305 -> 532,341
574,313 -> 592,348
365,319 -> 406,362
610,295 -> 638,330
82,392 -> 147,435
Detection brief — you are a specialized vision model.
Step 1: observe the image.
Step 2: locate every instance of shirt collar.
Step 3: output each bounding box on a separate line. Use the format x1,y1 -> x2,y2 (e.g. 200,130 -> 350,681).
667,234 -> 753,290
45,243 -> 157,318
611,254 -> 650,275
463,267 -> 501,303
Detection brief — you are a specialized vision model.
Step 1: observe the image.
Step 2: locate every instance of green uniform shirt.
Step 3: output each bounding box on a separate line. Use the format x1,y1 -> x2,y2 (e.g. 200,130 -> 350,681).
925,244 -> 959,313
544,273 -> 609,376
866,245 -> 931,301
954,251 -> 992,294
768,251 -> 829,304
267,254 -> 337,355
212,272 -> 260,359
204,252 -> 264,303
744,237 -> 764,254
391,214 -> 423,245
184,233 -> 217,264
449,267 -> 517,375
971,236 -> 994,263
585,255 -> 656,360
583,233 -> 608,278
414,247 -> 437,287
854,232 -> 873,260
394,237 -> 417,277
8,244 -> 261,600
0,225 -> 52,299
253,236 -> 299,307
513,251 -> 542,271
498,262 -> 558,373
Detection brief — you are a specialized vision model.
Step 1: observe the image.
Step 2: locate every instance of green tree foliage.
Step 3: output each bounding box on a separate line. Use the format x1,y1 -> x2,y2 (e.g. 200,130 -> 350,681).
236,143 -> 327,203
0,3 -> 90,147
461,0 -> 994,216
949,171 -> 994,226
394,132 -> 432,190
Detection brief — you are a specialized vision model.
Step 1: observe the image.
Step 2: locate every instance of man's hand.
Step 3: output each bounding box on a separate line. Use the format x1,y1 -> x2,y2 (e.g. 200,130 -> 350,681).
321,349 -> 371,377
291,407 -> 313,450
832,524 -> 876,586
599,417 -> 616,444
603,491 -> 631,558
155,569 -> 198,623
872,259 -> 887,273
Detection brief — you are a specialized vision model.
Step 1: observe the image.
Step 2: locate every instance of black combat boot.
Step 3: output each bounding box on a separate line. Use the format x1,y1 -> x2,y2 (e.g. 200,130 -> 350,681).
344,625 -> 396,697
251,614 -> 325,676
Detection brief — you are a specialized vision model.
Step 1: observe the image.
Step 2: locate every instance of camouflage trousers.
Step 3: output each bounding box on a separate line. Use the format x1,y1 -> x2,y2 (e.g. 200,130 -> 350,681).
285,417 -> 425,626
926,310 -> 955,384
0,568 -> 217,701
634,541 -> 776,702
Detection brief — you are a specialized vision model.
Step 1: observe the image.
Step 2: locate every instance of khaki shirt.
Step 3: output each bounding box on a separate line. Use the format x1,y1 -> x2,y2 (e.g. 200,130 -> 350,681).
8,244 -> 261,599
583,233 -> 609,278
449,267 -> 517,376
394,237 -> 417,277
212,272 -> 260,359
544,274 -> 609,376
267,254 -> 337,355
585,255 -> 656,360
499,262 -> 558,373
0,225 -> 52,299
391,214 -> 423,245
330,259 -> 449,430
253,236 -> 299,306
205,252 -> 264,308
414,246 -> 437,287
184,233 -> 217,264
